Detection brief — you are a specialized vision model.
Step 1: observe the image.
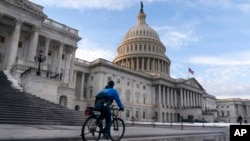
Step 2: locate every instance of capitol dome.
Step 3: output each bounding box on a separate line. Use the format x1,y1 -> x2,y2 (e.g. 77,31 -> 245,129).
113,2 -> 171,76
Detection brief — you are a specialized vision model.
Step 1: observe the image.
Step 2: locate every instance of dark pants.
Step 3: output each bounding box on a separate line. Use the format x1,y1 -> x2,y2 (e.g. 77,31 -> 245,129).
95,103 -> 111,136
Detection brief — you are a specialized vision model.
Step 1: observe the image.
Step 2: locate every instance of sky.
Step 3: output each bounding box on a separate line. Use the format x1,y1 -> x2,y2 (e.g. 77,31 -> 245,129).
29,0 -> 250,99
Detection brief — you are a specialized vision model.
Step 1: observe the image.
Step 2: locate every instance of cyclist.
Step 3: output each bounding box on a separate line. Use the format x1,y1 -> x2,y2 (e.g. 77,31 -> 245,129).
94,80 -> 124,139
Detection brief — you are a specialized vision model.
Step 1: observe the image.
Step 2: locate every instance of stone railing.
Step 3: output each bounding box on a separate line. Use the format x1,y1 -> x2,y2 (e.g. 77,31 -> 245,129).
43,18 -> 79,35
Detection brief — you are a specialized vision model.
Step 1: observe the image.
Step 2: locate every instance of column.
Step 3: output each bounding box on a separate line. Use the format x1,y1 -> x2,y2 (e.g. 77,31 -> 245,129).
174,89 -> 177,108
142,57 -> 144,70
28,26 -> 40,61
44,37 -> 50,64
57,42 -> 63,74
152,58 -> 155,71
147,57 -> 150,70
152,86 -> 155,105
7,19 -> 23,69
69,48 -> 76,88
158,85 -> 161,105
183,90 -> 186,107
80,72 -> 85,100
136,57 -> 139,70
191,92 -> 193,107
166,87 -> 169,106
131,58 -> 134,69
180,89 -> 183,108
169,88 -> 172,107
163,86 -> 166,106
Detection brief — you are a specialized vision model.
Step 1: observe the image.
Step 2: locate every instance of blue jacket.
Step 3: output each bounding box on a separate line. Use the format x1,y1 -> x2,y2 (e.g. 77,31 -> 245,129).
97,88 -> 123,109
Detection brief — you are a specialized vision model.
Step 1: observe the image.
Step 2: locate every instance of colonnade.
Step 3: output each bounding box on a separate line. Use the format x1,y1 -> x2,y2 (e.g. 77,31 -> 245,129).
153,85 -> 203,109
5,18 -> 76,84
116,57 -> 169,74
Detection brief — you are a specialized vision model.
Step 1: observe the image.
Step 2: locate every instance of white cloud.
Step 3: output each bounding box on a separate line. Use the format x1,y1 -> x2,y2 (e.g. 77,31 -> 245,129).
189,51 -> 250,66
31,0 -> 138,10
75,39 -> 116,62
158,27 -> 199,49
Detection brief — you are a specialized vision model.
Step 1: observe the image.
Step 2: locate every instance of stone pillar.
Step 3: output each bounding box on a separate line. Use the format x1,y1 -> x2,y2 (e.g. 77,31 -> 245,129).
190,92 -> 193,107
7,19 -> 23,69
163,86 -> 166,106
69,48 -> 76,88
152,86 -> 155,105
44,37 -> 50,64
147,58 -> 150,70
142,57 -> 144,70
158,85 -> 161,105
57,42 -> 63,74
183,90 -> 186,107
80,72 -> 85,100
174,89 -> 177,108
180,89 -> 183,108
166,87 -> 169,106
28,26 -> 40,62
152,58 -> 155,71
136,57 -> 139,70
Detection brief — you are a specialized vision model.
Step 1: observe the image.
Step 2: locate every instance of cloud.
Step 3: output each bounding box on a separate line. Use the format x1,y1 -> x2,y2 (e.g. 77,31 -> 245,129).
154,25 -> 199,49
31,0 -> 138,10
188,51 -> 250,66
75,38 -> 116,62
185,51 -> 250,99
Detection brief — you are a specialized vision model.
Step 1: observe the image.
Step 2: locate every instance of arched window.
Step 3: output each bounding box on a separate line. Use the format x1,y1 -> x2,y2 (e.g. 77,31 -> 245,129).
75,105 -> 80,111
126,90 -> 131,102
59,95 -> 67,107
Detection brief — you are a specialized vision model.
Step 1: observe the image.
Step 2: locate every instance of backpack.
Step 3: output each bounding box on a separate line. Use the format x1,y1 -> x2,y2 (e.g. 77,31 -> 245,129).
95,92 -> 113,107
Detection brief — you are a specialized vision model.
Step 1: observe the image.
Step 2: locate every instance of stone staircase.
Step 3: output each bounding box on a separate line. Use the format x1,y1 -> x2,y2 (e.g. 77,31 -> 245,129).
0,71 -> 85,125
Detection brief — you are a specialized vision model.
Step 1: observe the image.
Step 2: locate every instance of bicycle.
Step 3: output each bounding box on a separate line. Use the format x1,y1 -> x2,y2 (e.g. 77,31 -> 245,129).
81,105 -> 125,141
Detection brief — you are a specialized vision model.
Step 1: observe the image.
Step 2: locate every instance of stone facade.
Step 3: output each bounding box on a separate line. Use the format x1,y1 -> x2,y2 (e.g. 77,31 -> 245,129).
0,0 -> 225,123
216,98 -> 250,123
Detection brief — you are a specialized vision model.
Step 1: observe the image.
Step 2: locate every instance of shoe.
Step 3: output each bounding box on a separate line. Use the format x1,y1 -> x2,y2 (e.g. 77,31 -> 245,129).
103,134 -> 109,140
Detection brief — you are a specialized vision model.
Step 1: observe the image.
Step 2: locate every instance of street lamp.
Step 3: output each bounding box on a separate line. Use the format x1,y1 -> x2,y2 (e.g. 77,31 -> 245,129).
34,50 -> 46,76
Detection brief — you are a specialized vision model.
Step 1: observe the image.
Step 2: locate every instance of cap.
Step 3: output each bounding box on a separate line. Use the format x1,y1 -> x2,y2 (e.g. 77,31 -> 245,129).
108,80 -> 115,87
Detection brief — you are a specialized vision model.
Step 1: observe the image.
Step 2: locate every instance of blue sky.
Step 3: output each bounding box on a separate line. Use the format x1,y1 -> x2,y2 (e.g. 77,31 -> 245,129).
30,0 -> 250,99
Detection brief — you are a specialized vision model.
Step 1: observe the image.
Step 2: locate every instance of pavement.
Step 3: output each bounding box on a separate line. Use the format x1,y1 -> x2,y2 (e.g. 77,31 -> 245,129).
0,123 -> 229,141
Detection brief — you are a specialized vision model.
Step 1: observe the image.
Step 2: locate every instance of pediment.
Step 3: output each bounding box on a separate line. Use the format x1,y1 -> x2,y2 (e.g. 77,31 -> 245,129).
184,78 -> 204,90
5,0 -> 47,18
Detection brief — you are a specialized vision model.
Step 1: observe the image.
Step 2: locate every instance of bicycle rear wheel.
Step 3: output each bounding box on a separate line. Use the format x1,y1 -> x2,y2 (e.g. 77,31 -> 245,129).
109,118 -> 125,141
81,116 -> 102,141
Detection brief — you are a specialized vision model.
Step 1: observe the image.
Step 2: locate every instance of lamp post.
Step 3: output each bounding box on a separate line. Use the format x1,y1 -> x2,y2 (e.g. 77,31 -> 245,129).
34,50 -> 46,76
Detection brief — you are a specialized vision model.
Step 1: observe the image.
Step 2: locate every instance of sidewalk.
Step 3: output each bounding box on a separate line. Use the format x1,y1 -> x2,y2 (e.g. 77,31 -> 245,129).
0,124 -> 229,141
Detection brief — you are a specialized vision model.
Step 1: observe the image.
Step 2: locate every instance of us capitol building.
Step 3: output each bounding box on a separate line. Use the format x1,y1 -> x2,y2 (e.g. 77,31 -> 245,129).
0,0 -> 249,123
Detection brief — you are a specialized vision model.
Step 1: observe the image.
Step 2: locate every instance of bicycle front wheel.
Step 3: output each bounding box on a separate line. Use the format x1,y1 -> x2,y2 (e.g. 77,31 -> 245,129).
81,116 -> 102,141
109,118 -> 125,141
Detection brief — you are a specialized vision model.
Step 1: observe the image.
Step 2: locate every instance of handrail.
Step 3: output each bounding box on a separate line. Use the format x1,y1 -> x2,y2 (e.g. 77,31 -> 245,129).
20,68 -> 32,78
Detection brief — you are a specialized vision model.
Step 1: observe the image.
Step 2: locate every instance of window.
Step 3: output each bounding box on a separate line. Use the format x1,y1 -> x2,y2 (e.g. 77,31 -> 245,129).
143,85 -> 146,90
143,97 -> 146,104
83,89 -> 87,98
62,54 -> 65,59
90,89 -> 93,98
136,84 -> 139,88
126,91 -> 130,102
117,79 -> 120,83
0,36 -> 5,43
18,41 -> 22,48
127,82 -> 130,86
126,110 -> 130,118
136,110 -> 139,118
48,50 -> 52,56
108,77 -> 112,81
91,76 -> 93,81
136,94 -> 139,103
143,111 -> 146,119
59,95 -> 67,106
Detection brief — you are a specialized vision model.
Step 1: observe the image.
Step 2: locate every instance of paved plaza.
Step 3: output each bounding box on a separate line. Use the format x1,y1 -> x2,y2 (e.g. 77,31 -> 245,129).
0,123 -> 229,141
